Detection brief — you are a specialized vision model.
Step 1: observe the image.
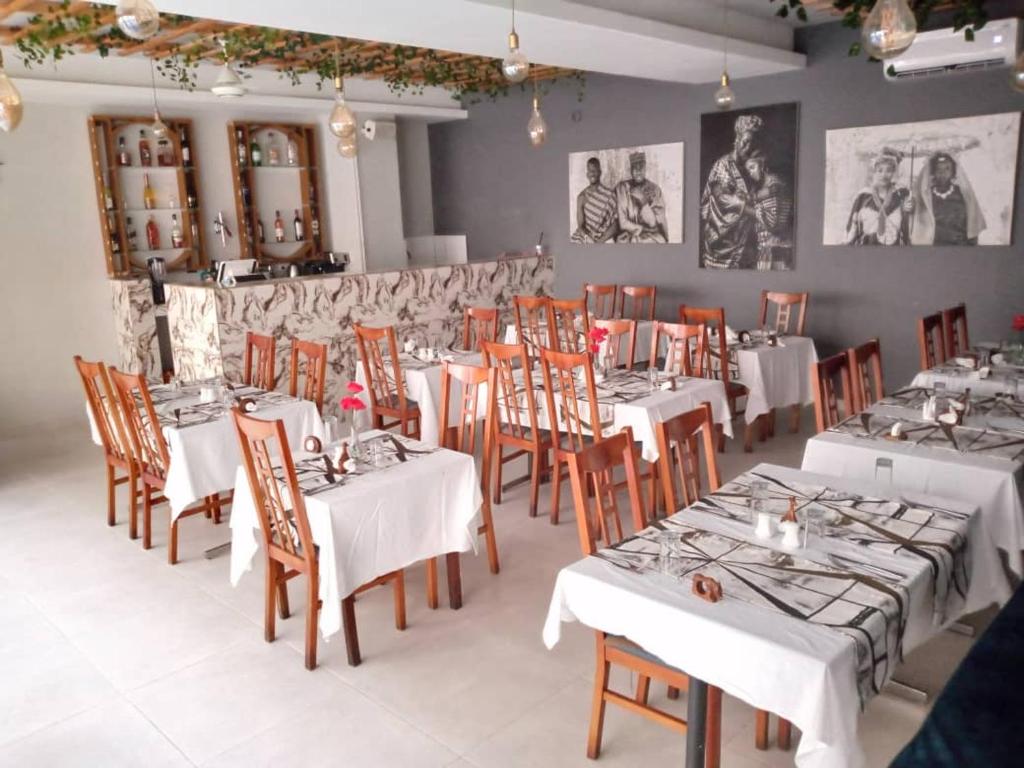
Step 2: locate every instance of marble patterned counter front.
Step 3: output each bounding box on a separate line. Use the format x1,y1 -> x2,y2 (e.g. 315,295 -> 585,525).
166,253 -> 554,415
110,278 -> 162,380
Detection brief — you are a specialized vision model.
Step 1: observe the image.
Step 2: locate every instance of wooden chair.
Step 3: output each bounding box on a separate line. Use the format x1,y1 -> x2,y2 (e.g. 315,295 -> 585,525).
244,331 -> 276,389
512,294 -> 551,358
462,306 -> 499,352
848,338 -> 884,411
353,323 -> 421,439
108,367 -> 220,563
73,356 -> 135,531
584,283 -> 617,320
650,321 -> 709,378
567,427 -> 723,766
812,352 -> 856,433
482,340 -> 552,519
548,297 -> 591,354
942,303 -> 969,358
618,285 -> 656,322
917,313 -> 947,370
759,290 -> 808,336
288,338 -> 327,412
592,318 -> 637,370
232,410 -> 405,669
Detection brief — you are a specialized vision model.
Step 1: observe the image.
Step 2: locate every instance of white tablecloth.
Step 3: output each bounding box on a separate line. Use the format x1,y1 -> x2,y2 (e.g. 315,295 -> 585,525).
543,463 -> 1008,768
911,365 -> 1020,398
230,431 -> 482,639
730,336 -> 819,424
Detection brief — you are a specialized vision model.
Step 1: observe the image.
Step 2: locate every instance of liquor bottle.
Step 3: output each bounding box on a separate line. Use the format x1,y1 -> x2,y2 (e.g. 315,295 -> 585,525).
267,132 -> 281,166
241,183 -> 252,209
167,196 -> 177,210
157,138 -> 174,167
179,128 -> 191,167
103,184 -> 114,210
126,217 -> 138,250
293,209 -> 304,241
286,138 -> 298,166
257,218 -> 265,244
273,210 -> 285,243
170,214 -> 184,248
236,129 -> 247,166
110,232 -> 121,254
310,215 -> 320,242
143,173 -> 157,210
145,215 -> 160,250
117,136 -> 132,166
189,219 -> 200,246
138,130 -> 152,167
250,139 -> 262,167
185,180 -> 197,210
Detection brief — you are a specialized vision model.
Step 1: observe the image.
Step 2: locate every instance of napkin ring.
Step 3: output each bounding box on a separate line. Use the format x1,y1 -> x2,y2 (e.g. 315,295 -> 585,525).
303,436 -> 322,453
236,396 -> 258,413
692,574 -> 723,603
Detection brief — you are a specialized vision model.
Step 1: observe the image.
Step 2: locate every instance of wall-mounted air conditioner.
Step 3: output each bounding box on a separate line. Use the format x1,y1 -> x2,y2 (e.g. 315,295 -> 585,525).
884,17 -> 1020,81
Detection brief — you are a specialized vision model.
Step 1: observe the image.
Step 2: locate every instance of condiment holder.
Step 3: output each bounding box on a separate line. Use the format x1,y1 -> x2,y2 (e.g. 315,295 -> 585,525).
692,574 -> 723,603
754,512 -> 774,539
779,497 -> 801,550
236,396 -> 258,413
303,435 -> 322,453
883,421 -> 908,441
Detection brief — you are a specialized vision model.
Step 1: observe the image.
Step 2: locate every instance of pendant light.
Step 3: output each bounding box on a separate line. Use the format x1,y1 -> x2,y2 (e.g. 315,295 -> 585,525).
337,136 -> 357,159
328,42 -> 357,143
116,0 -> 160,41
861,0 -> 917,60
1010,51 -> 1024,93
501,0 -> 529,84
714,0 -> 734,111
0,49 -> 23,133
149,59 -> 169,139
527,82 -> 547,147
211,40 -> 246,98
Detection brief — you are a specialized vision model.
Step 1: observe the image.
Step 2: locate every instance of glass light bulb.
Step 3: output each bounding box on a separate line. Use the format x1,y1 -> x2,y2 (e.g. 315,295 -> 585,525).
211,62 -> 246,98
1011,52 -> 1024,93
329,92 -> 357,139
338,137 -> 357,159
502,31 -> 529,83
527,102 -> 547,147
714,72 -> 734,111
116,0 -> 160,41
0,52 -> 23,133
152,109 -> 169,140
861,0 -> 917,60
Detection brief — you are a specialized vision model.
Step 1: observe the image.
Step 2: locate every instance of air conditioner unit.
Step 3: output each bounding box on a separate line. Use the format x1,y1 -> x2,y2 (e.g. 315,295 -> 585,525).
884,17 -> 1020,81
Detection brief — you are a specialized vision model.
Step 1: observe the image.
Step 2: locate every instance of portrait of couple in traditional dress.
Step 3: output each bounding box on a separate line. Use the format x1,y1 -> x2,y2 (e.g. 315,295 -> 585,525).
699,102 -> 799,271
823,112 -> 1020,247
568,142 -> 683,245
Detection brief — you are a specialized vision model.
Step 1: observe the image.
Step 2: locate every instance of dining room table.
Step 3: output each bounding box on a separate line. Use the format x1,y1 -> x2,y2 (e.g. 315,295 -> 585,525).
230,429 -> 483,639
910,360 -> 1021,398
543,463 -> 1011,768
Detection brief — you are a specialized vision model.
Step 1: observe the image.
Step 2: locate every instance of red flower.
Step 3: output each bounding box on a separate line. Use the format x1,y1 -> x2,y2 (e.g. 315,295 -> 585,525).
346,381 -> 364,394
587,327 -> 609,342
340,396 -> 366,411
1013,314 -> 1024,332
589,343 -> 600,354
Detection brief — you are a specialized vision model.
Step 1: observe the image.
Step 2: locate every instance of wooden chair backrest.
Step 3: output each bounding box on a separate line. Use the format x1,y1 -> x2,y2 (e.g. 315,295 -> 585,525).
539,346 -> 604,452
512,294 -> 551,359
288,338 -> 327,412
942,303 -> 969,358
74,356 -> 130,463
353,323 -> 407,413
482,340 -> 541,444
813,352 -> 855,433
848,338 -> 884,411
917,313 -> 947,370
108,367 -> 170,480
462,306 -> 499,352
548,297 -> 591,354
618,285 -> 656,322
233,410 -> 316,572
244,331 -> 277,389
654,402 -> 721,513
583,283 -> 617,320
759,290 -> 808,336
679,305 -> 732,388
652,322 -> 709,378
438,361 -> 491,456
593,318 -> 637,370
566,427 -> 647,555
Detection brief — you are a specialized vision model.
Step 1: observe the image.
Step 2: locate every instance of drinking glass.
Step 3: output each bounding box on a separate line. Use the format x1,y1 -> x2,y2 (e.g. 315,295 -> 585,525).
1007,375 -> 1020,401
750,481 -> 768,524
933,381 -> 948,412
648,365 -> 659,392
874,457 -> 894,486
657,531 -> 681,575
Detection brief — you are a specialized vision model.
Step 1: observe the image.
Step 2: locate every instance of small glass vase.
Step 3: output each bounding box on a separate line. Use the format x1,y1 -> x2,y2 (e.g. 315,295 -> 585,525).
348,410 -> 364,460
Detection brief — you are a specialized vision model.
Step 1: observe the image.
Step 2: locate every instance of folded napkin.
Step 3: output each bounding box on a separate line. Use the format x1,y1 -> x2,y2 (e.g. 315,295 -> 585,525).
954,357 -> 977,370
724,325 -> 739,343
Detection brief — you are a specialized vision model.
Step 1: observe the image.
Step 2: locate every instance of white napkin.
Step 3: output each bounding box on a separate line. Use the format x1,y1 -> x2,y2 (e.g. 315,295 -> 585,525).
724,325 -> 739,343
954,357 -> 977,370
992,353 -> 1006,366
922,396 -> 937,422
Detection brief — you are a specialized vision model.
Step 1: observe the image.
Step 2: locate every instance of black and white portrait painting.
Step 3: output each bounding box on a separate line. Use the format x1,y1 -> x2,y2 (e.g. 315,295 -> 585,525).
568,142 -> 683,244
823,112 -> 1020,246
699,102 -> 799,271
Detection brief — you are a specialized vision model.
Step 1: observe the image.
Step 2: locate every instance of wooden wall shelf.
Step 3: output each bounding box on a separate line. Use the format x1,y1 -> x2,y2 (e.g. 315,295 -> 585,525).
88,115 -> 208,277
227,121 -> 324,264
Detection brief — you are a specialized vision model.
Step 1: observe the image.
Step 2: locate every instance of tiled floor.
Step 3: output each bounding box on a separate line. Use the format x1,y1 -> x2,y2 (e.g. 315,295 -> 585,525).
0,411 -> 984,767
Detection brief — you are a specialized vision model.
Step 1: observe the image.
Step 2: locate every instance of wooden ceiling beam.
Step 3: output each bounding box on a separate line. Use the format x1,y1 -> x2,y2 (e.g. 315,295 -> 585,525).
0,0 -> 45,24
117,18 -> 218,56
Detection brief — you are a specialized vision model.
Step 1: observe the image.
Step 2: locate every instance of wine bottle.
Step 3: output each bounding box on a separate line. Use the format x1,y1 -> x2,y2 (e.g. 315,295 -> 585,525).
139,130 -> 152,167
257,218 -> 265,244
146,216 -> 160,250
236,129 -> 247,166
179,128 -> 191,167
185,179 -> 197,210
250,139 -> 262,167
287,138 -> 298,166
143,174 -> 157,210
293,209 -> 304,241
267,132 -> 281,166
170,214 -> 184,248
274,210 -> 285,243
117,136 -> 132,166
241,183 -> 252,208
126,217 -> 138,250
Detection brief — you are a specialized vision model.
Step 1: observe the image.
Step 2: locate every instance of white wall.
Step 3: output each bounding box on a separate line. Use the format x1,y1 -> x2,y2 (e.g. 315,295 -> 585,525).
355,123 -> 409,271
397,120 -> 436,238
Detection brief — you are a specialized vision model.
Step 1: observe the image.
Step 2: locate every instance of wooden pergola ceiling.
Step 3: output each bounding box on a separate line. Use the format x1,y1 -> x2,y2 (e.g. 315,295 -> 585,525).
0,0 -> 578,93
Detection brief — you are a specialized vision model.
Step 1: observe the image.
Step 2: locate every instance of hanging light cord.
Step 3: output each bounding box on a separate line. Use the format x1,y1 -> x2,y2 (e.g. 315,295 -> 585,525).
512,0 -> 517,34
149,58 -> 159,112
721,0 -> 730,73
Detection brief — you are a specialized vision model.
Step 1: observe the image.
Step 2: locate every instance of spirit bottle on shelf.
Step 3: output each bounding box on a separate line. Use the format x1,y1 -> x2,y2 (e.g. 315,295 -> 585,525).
168,195 -> 177,209
293,209 -> 304,241
145,215 -> 160,250
250,138 -> 262,167
236,129 -> 247,166
267,132 -> 281,166
241,183 -> 252,208
286,138 -> 298,166
170,214 -> 184,248
143,174 -> 157,210
103,184 -> 114,210
126,217 -> 138,250
308,182 -> 317,204
117,136 -> 132,166
310,215 -> 320,242
179,128 -> 191,167
189,218 -> 200,246
138,130 -> 152,167
157,138 -> 174,166
185,180 -> 197,210
274,210 -> 285,243
257,218 -> 266,244
110,232 -> 121,254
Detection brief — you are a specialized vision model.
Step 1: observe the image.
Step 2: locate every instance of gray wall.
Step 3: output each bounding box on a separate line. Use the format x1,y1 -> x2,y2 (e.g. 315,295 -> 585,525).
429,16 -> 1024,388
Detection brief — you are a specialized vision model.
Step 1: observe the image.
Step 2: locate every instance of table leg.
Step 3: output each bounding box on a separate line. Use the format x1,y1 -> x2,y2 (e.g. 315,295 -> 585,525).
446,552 -> 463,610
686,675 -> 708,767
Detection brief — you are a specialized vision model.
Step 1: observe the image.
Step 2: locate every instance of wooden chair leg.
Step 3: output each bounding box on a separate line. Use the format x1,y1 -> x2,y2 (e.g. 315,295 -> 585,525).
707,686 -> 723,768
744,421 -> 756,453
341,594 -> 361,667
789,404 -> 801,433
446,552 -> 462,610
481,502 -> 500,575
128,471 -> 139,540
142,484 -> 153,550
587,637 -> 610,760
277,565 -> 290,619
211,494 -> 222,524
667,685 -> 680,700
425,558 -> 439,609
493,445 -> 503,504
550,456 -> 562,525
305,573 -> 319,670
635,674 -> 651,705
755,709 -> 770,750
264,559 -> 277,643
778,717 -> 793,751
106,463 -> 116,527
393,570 -> 407,630
716,423 -> 725,454
168,515 -> 178,565
766,410 -> 775,439
528,447 -> 542,518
